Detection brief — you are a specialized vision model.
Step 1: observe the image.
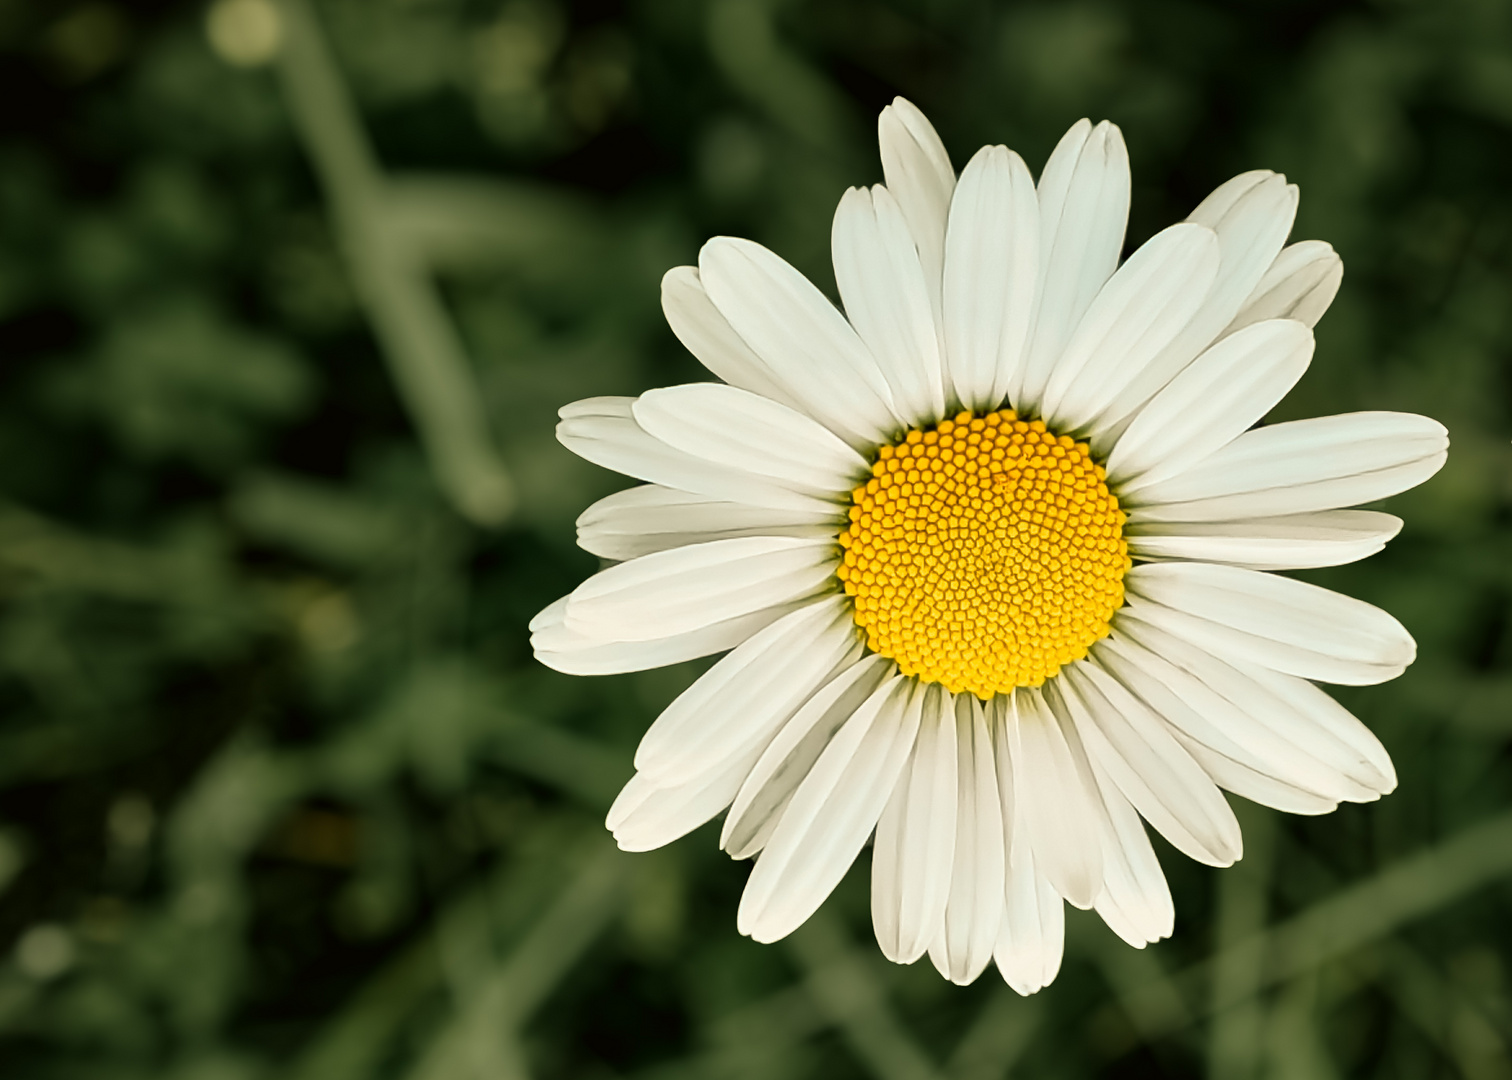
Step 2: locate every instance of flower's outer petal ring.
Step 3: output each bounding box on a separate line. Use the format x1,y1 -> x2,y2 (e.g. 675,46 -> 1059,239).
738,675 -> 921,943
879,96 -> 955,327
576,484 -> 841,562
700,237 -> 902,448
563,536 -> 836,643
1126,563 -> 1416,686
1126,510 -> 1403,571
1226,240 -> 1343,335
833,185 -> 947,425
1127,411 -> 1449,522
609,753 -> 757,853
1086,754 -> 1175,948
1109,319 -> 1314,490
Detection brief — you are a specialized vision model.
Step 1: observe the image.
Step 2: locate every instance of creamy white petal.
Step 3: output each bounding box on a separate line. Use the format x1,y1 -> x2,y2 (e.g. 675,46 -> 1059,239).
700,237 -> 901,447
833,185 -> 948,425
531,595 -> 801,676
1125,563 -> 1416,686
1038,222 -> 1221,433
1174,732 -> 1342,815
576,484 -> 840,562
722,655 -> 894,859
1109,320 -> 1314,490
1226,240 -> 1343,334
1095,172 -> 1298,431
738,676 -> 920,943
878,97 -> 955,326
633,383 -> 867,496
1019,120 -> 1130,410
1087,754 -> 1175,948
1058,664 -> 1242,868
1127,411 -> 1449,522
661,266 -> 806,410
635,597 -> 860,785
1008,689 -> 1103,909
1113,613 -> 1396,797
990,700 -> 1065,996
871,683 -> 956,965
563,536 -> 835,643
928,695 -> 1005,985
1126,510 -> 1402,571
557,396 -> 839,514
608,751 -> 758,853
941,145 -> 1039,412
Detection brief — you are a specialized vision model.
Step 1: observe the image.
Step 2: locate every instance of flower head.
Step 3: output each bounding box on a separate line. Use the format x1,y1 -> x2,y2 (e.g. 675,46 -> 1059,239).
533,99 -> 1448,991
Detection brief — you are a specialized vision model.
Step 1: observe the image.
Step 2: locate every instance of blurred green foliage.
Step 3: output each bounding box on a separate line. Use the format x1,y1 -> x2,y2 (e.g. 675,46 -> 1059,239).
0,0 -> 1508,1077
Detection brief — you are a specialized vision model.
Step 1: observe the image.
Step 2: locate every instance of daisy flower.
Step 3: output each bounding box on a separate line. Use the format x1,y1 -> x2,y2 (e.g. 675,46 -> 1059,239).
531,99 -> 1447,992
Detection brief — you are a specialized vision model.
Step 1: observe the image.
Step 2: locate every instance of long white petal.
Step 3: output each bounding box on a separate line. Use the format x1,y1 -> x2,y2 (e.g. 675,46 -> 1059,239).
1038,222 -> 1221,433
557,396 -> 839,514
700,237 -> 901,447
661,266 -> 807,411
738,676 -> 920,943
1058,664 -> 1243,867
1008,688 -> 1103,909
941,146 -> 1039,413
1019,120 -> 1130,410
633,383 -> 867,495
928,695 -> 1005,985
1095,172 -> 1299,430
1125,563 -> 1416,686
1126,510 -> 1402,571
878,97 -> 955,329
576,484 -> 841,562
1109,320 -> 1314,490
1128,411 -> 1449,522
1086,755 -> 1175,948
1114,614 -> 1397,797
608,752 -> 757,852
1226,240 -> 1343,334
531,595 -> 800,675
871,683 -> 956,964
635,597 -> 861,785
563,536 -> 835,642
722,655 -> 893,859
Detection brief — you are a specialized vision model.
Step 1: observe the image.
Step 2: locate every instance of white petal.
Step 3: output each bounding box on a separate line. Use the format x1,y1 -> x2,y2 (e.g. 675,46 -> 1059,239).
563,536 -> 835,642
633,383 -> 867,495
1113,613 -> 1396,797
1008,688 -> 1103,909
1125,563 -> 1416,686
1226,240 -> 1343,334
871,683 -> 956,965
738,675 -> 920,943
1109,320 -> 1314,490
1128,411 -> 1449,522
531,595 -> 800,675
878,97 -> 955,326
1087,755 -> 1174,948
1174,733 -> 1342,815
608,751 -> 757,852
1095,173 -> 1299,430
700,237 -> 901,447
941,145 -> 1039,412
557,396 -> 838,514
1126,510 -> 1403,571
635,597 -> 861,785
576,484 -> 841,562
661,266 -> 807,411
833,185 -> 948,425
1057,663 -> 1243,867
1038,222 -> 1221,433
1019,120 -> 1130,410
722,655 -> 893,859
927,695 -> 1004,985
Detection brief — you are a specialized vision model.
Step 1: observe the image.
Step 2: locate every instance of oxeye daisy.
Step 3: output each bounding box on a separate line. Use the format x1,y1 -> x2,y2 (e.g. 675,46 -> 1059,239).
531,98 -> 1448,992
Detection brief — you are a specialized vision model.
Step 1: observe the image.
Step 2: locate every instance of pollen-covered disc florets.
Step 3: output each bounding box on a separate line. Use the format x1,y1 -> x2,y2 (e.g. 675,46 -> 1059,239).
837,409 -> 1130,698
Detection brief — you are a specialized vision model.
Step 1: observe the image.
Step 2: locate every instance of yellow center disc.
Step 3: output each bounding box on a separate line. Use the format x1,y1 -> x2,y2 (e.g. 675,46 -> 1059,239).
836,409 -> 1130,699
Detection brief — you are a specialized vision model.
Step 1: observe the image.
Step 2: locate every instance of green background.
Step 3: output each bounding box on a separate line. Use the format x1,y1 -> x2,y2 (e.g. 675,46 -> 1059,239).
0,0 -> 1508,1076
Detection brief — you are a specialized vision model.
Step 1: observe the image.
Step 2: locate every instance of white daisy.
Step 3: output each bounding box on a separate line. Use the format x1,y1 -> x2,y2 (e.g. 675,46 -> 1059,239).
532,98 -> 1448,992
